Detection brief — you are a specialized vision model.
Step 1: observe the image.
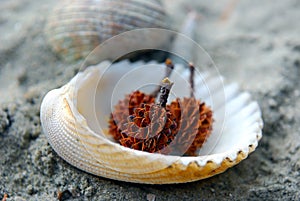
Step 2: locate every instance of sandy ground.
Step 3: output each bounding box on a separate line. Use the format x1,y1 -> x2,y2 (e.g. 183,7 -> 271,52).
0,0 -> 300,200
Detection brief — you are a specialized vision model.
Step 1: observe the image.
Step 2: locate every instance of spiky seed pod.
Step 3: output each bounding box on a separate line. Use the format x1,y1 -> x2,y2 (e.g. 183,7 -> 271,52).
109,85 -> 178,154
118,104 -> 177,153
109,91 -> 213,156
109,90 -> 155,141
168,97 -> 213,156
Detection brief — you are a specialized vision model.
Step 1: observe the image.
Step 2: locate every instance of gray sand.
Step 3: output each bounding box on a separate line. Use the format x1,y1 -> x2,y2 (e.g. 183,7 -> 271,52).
0,0 -> 300,200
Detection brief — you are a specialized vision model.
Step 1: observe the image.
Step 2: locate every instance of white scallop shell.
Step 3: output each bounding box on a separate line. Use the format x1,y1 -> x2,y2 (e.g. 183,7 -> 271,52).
40,60 -> 263,184
45,0 -> 171,61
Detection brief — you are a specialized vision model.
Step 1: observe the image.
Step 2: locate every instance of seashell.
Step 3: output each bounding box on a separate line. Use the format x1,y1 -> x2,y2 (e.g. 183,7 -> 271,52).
40,59 -> 263,184
45,0 -> 171,62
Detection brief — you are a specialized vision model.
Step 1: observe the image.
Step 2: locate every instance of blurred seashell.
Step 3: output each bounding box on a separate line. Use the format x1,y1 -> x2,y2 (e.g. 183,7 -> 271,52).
45,0 -> 171,62
40,60 -> 263,184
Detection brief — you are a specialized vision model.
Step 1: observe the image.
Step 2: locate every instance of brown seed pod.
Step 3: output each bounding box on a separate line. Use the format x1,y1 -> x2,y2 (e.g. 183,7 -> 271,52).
109,90 -> 155,141
109,92 -> 213,156
168,97 -> 213,156
118,104 -> 177,153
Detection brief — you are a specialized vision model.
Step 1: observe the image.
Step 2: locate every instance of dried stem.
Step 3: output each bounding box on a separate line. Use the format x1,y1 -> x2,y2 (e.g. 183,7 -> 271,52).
165,58 -> 175,78
158,77 -> 173,108
151,59 -> 174,97
189,62 -> 195,97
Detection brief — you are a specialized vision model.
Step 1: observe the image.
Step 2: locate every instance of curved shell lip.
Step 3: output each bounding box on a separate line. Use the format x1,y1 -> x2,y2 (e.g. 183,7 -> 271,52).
40,59 -> 263,183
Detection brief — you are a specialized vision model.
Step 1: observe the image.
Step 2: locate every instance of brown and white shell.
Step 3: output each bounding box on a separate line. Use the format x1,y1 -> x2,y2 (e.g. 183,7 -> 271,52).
45,0 -> 171,62
40,59 -> 263,184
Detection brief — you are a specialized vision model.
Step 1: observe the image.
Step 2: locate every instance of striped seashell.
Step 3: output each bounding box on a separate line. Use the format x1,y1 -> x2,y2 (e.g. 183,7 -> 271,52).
45,0 -> 171,62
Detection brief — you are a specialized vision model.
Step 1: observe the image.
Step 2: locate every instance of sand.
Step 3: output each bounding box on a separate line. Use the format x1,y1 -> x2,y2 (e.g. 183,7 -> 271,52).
0,0 -> 299,200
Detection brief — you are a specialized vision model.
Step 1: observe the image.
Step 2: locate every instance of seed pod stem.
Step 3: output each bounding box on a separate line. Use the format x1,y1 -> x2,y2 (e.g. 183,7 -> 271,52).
158,77 -> 173,108
151,59 -> 174,97
189,62 -> 195,97
165,58 -> 175,78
